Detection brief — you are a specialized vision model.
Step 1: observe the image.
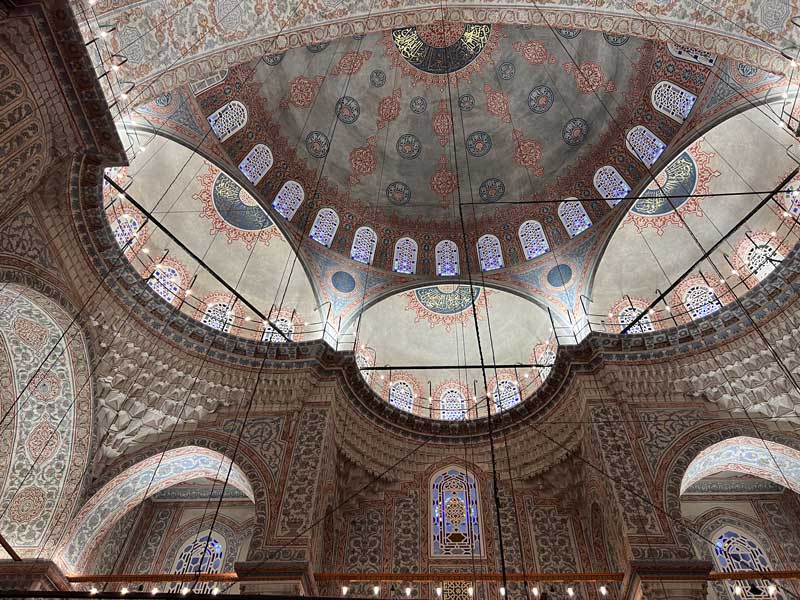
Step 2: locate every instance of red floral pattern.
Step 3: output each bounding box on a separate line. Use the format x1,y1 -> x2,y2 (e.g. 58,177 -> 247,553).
432,100 -> 452,146
513,40 -> 555,65
280,75 -> 325,109
331,50 -> 373,76
512,129 -> 544,177
429,155 -> 458,206
563,62 -> 616,94
377,88 -> 402,129
484,83 -> 511,123
348,136 -> 378,185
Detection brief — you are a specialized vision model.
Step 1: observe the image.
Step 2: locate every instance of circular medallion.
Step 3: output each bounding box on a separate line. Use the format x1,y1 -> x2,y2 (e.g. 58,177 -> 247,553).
155,93 -> 172,107
396,134 -> 422,160
410,96 -> 428,114
556,28 -> 580,39
390,24 -> 492,75
335,96 -> 360,124
562,118 -> 589,146
736,62 -> 759,79
633,151 -> 697,215
8,486 -> 45,523
264,53 -> 285,65
386,182 -> 412,206
213,172 -> 273,230
528,86 -> 555,113
546,264 -> 572,287
479,178 -> 505,202
415,285 -> 480,315
497,61 -> 516,80
26,420 -> 60,463
466,131 -> 492,157
305,130 -> 330,158
332,271 -> 357,293
370,69 -> 387,87
306,42 -> 330,53
603,32 -> 630,46
458,94 -> 475,111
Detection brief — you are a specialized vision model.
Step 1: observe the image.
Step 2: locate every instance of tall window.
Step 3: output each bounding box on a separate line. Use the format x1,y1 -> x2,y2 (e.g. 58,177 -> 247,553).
746,244 -> 782,282
683,285 -> 721,320
436,240 -> 459,276
351,226 -> 378,264
309,208 -> 340,247
207,101 -> 248,142
712,529 -> 781,600
537,349 -> 556,382
618,306 -> 654,334
262,316 -> 293,343
239,144 -> 273,185
202,302 -> 235,333
667,42 -> 716,67
111,213 -> 139,248
273,181 -> 304,220
440,389 -> 467,420
558,200 -> 592,238
189,69 -> 229,96
651,81 -> 696,123
430,467 -> 482,556
477,234 -> 503,271
493,380 -> 520,412
518,220 -> 549,260
170,534 -> 225,594
594,166 -> 632,206
389,381 -> 415,413
148,265 -> 181,304
393,238 -> 418,274
625,126 -> 666,168
782,186 -> 800,216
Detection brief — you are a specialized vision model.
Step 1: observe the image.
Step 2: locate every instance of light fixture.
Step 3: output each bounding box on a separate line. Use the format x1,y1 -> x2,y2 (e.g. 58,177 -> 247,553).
768,584 -> 777,596
142,247 -> 150,254
90,588 -> 99,596
151,588 -> 159,595
734,586 -> 743,596
181,587 -> 190,596
467,586 -> 474,597
784,211 -> 790,217
120,588 -> 129,596
731,269 -> 738,275
342,586 -> 349,596
139,145 -> 147,152
112,64 -> 120,72
245,316 -> 251,322
531,587 -> 539,598
373,586 -> 380,596
211,588 -> 220,596
435,588 -> 442,597
567,588 -> 574,598
599,586 -> 607,596
500,587 -> 506,597
771,231 -> 777,237
186,289 -> 193,296
405,587 -> 412,597
100,29 -> 108,37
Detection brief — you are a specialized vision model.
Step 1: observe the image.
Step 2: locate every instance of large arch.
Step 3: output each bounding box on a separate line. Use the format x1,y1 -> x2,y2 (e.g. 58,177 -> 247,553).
0,283 -> 92,558
55,445 -> 255,573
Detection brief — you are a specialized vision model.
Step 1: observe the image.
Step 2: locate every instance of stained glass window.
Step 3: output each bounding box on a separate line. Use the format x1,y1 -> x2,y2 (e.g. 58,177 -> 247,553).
558,200 -> 592,238
782,186 -> 800,216
170,534 -> 225,594
594,166 -> 632,206
202,302 -> 235,333
393,237 -> 418,274
239,144 -> 273,185
746,244 -> 782,282
262,316 -> 293,343
431,467 -> 482,556
148,265 -> 181,304
440,389 -> 467,421
273,181 -> 304,220
618,306 -> 655,334
356,353 -> 374,384
667,42 -> 716,67
683,285 -> 721,320
536,350 -> 556,382
207,100 -> 248,142
389,381 -> 414,413
111,213 -> 139,248
625,127 -> 666,168
351,226 -> 378,264
651,81 -> 696,123
189,69 -> 229,96
309,208 -> 340,247
493,380 -> 520,412
712,529 -> 782,600
436,240 -> 459,276
477,234 -> 503,271
518,220 -> 549,260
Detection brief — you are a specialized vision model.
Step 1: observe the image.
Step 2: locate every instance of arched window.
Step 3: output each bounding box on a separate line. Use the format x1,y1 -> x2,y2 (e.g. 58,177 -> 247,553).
683,285 -> 721,320
202,302 -> 235,333
558,200 -> 592,237
309,208 -> 340,247
440,389 -> 467,420
667,42 -> 716,67
625,126 -> 666,168
436,240 -> 459,276
189,69 -> 229,96
782,186 -> 800,216
618,306 -> 654,334
170,534 -> 225,594
111,213 -> 139,248
356,351 -> 374,384
393,237 -> 418,274
273,180 -> 304,220
493,380 -> 520,412
651,81 -> 696,123
207,100 -> 248,142
148,265 -> 181,304
389,381 -> 415,413
594,166 -> 632,206
746,244 -> 782,282
239,144 -> 273,185
351,226 -> 378,264
477,234 -> 503,271
430,467 -> 482,556
262,316 -> 293,343
537,350 -> 556,382
518,220 -> 549,260
711,528 -> 782,600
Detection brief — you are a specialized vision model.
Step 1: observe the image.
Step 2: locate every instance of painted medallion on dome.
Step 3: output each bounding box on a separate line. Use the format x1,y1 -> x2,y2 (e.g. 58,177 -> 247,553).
390,23 -> 491,75
403,285 -> 488,330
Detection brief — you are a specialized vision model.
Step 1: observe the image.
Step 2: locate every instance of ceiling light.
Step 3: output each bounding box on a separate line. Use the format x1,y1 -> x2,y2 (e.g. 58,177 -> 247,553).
90,588 -> 99,596
599,586 -> 607,596
120,588 -> 129,596
100,30 -> 108,37
784,211 -> 790,217
467,587 -> 474,597
500,587 -> 506,597
768,584 -> 777,596
244,316 -> 251,322
531,587 -> 539,598
112,64 -> 120,72
373,586 -> 380,596
120,92 -> 128,99
731,269 -> 738,275
567,588 -> 574,597
342,586 -> 349,596
181,588 -> 190,596
405,587 -> 412,597
436,588 -> 442,597
151,588 -> 159,595
734,586 -> 743,596
771,231 -> 777,236
211,589 -> 219,596
139,145 -> 147,152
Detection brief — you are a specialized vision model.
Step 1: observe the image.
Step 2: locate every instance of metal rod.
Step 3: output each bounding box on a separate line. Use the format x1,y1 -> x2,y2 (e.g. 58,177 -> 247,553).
359,364 -> 548,371
0,532 -> 21,561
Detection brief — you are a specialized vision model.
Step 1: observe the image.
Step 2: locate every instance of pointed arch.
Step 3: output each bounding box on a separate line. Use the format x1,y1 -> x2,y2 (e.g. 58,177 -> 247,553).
207,100 -> 248,142
625,126 -> 666,168
351,226 -> 378,265
439,388 -> 467,420
518,220 -> 549,260
429,466 -> 483,557
477,234 -> 503,271
238,144 -> 273,185
273,180 -> 304,220
558,200 -> 592,237
618,306 -> 654,334
393,237 -> 418,274
683,284 -> 721,320
493,380 -> 521,412
594,166 -> 632,206
389,381 -> 416,414
435,240 -> 459,276
309,208 -> 340,247
651,81 -> 696,123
